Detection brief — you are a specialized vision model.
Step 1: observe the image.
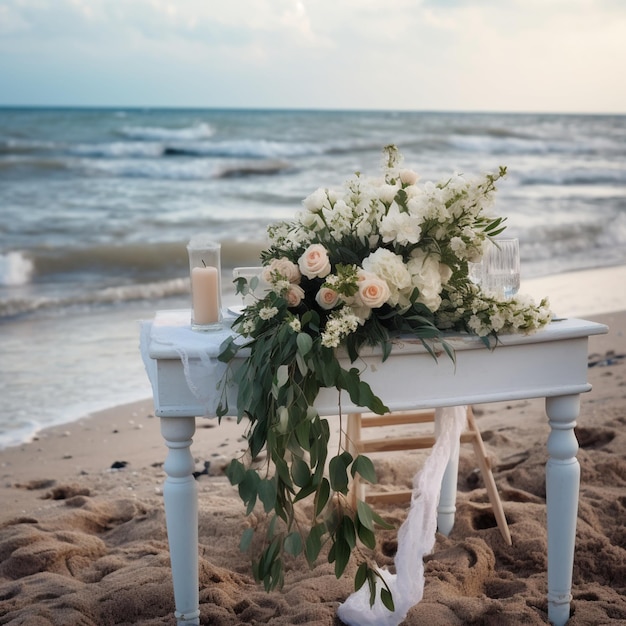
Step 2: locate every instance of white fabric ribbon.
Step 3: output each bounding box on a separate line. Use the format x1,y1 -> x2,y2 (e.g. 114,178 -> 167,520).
337,405 -> 467,626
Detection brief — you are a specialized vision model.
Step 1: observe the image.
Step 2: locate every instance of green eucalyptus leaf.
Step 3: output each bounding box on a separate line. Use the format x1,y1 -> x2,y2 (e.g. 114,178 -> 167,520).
284,531 -> 303,556
225,459 -> 246,486
276,364 -> 289,388
258,478 -> 277,513
305,523 -> 325,564
239,527 -> 254,552
334,537 -> 351,578
218,336 -> 238,363
356,523 -> 376,550
315,477 -> 331,517
357,500 -> 375,531
341,515 -> 357,550
381,587 -> 395,612
355,562 -> 368,591
351,454 -> 377,484
296,332 -> 313,356
291,457 -> 311,488
329,452 -> 352,494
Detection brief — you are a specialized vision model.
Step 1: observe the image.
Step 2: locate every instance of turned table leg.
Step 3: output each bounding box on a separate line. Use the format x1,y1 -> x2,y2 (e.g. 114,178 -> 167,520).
545,394 -> 581,626
435,409 -> 461,536
160,416 -> 200,626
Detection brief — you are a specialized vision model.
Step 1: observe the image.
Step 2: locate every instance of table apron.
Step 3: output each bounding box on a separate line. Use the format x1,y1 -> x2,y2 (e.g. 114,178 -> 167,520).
151,336 -> 591,418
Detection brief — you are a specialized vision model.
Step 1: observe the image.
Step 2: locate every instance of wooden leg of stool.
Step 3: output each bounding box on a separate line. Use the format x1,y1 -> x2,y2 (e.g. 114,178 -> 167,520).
467,409 -> 512,545
346,412 -> 365,508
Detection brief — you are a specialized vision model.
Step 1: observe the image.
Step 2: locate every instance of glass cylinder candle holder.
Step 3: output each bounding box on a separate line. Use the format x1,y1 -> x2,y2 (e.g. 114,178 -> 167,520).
187,235 -> 223,331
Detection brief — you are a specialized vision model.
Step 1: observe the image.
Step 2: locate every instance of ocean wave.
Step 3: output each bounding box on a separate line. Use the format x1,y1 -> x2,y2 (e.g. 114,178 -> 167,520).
30,242 -> 190,277
161,139 -> 324,159
0,138 -> 56,155
69,142 -> 164,158
118,122 -> 215,141
449,134 -> 555,155
22,239 -> 267,281
520,168 -> 626,186
0,278 -> 189,319
214,160 -> 292,178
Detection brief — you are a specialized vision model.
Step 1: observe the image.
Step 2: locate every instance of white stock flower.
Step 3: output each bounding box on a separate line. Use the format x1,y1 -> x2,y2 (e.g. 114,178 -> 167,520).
259,306 -> 279,320
378,183 -> 400,205
300,211 -> 325,231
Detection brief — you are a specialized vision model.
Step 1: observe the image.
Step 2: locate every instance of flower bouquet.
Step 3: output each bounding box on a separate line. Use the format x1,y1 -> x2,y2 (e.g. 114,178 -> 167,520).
217,145 -> 551,608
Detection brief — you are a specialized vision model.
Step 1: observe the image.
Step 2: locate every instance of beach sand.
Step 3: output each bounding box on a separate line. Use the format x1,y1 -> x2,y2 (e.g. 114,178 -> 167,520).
1,268 -> 626,625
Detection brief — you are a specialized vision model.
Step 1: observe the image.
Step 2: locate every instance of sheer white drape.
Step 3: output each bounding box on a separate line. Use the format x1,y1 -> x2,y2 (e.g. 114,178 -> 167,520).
337,405 -> 467,626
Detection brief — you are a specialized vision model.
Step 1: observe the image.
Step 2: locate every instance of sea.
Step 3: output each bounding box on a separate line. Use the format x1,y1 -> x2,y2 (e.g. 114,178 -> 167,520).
1,107 -> 625,449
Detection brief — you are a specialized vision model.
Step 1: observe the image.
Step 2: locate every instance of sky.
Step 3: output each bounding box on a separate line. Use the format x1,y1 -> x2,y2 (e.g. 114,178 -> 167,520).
1,0 -> 625,113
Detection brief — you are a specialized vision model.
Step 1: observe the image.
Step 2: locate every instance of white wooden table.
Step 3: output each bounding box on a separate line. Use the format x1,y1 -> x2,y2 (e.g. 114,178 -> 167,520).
142,313 -> 607,626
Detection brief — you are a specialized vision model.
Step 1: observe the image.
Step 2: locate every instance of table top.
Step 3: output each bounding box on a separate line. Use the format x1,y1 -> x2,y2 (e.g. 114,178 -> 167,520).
143,311 -> 608,417
147,309 -> 607,359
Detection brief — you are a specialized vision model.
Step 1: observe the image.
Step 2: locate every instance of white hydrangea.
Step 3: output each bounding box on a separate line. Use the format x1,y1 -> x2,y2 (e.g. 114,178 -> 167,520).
380,203 -> 422,246
407,250 -> 443,311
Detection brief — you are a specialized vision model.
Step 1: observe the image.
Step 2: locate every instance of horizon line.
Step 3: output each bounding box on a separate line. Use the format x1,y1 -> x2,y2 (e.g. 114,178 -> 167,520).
0,104 -> 624,117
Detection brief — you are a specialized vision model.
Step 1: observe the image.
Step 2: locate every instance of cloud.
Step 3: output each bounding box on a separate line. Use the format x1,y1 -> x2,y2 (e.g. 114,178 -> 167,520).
0,0 -> 625,111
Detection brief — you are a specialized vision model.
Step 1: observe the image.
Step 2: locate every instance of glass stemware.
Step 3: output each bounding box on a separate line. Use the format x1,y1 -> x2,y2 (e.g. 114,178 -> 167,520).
470,238 -> 520,299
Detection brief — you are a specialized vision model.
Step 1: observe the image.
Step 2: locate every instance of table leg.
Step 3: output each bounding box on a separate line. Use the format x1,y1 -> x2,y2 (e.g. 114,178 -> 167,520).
435,410 -> 461,536
545,394 -> 581,626
160,416 -> 200,626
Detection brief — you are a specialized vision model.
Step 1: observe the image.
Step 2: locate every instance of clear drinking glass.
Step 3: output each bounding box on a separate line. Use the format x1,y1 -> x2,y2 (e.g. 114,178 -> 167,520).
473,238 -> 521,299
231,266 -> 267,312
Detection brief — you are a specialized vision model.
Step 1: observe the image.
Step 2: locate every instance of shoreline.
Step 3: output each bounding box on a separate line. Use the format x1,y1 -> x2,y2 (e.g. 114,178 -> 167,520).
2,263 -> 625,454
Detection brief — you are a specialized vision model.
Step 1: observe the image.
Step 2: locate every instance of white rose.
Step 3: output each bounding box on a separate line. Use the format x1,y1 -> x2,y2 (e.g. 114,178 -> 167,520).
316,286 -> 340,310
358,276 -> 390,309
286,283 -> 305,307
302,187 -> 327,212
298,244 -> 332,279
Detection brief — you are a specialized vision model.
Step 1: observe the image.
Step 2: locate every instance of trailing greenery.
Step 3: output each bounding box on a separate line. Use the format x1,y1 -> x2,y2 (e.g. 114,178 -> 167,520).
216,146 -> 551,608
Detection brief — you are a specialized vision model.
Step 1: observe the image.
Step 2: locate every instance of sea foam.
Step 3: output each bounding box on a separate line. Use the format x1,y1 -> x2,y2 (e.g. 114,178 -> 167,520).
0,251 -> 34,286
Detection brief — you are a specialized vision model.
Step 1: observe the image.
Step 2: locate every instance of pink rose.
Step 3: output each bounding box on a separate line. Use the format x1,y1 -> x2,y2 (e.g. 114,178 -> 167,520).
262,257 -> 301,284
286,284 -> 305,307
315,286 -> 340,310
358,276 -> 390,309
298,244 -> 331,279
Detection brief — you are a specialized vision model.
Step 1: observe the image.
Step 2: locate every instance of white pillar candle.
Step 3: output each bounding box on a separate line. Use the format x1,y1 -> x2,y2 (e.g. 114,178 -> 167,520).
191,265 -> 220,325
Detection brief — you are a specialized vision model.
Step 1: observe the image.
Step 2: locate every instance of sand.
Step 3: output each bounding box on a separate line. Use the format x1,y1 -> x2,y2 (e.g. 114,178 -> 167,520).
1,269 -> 626,625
